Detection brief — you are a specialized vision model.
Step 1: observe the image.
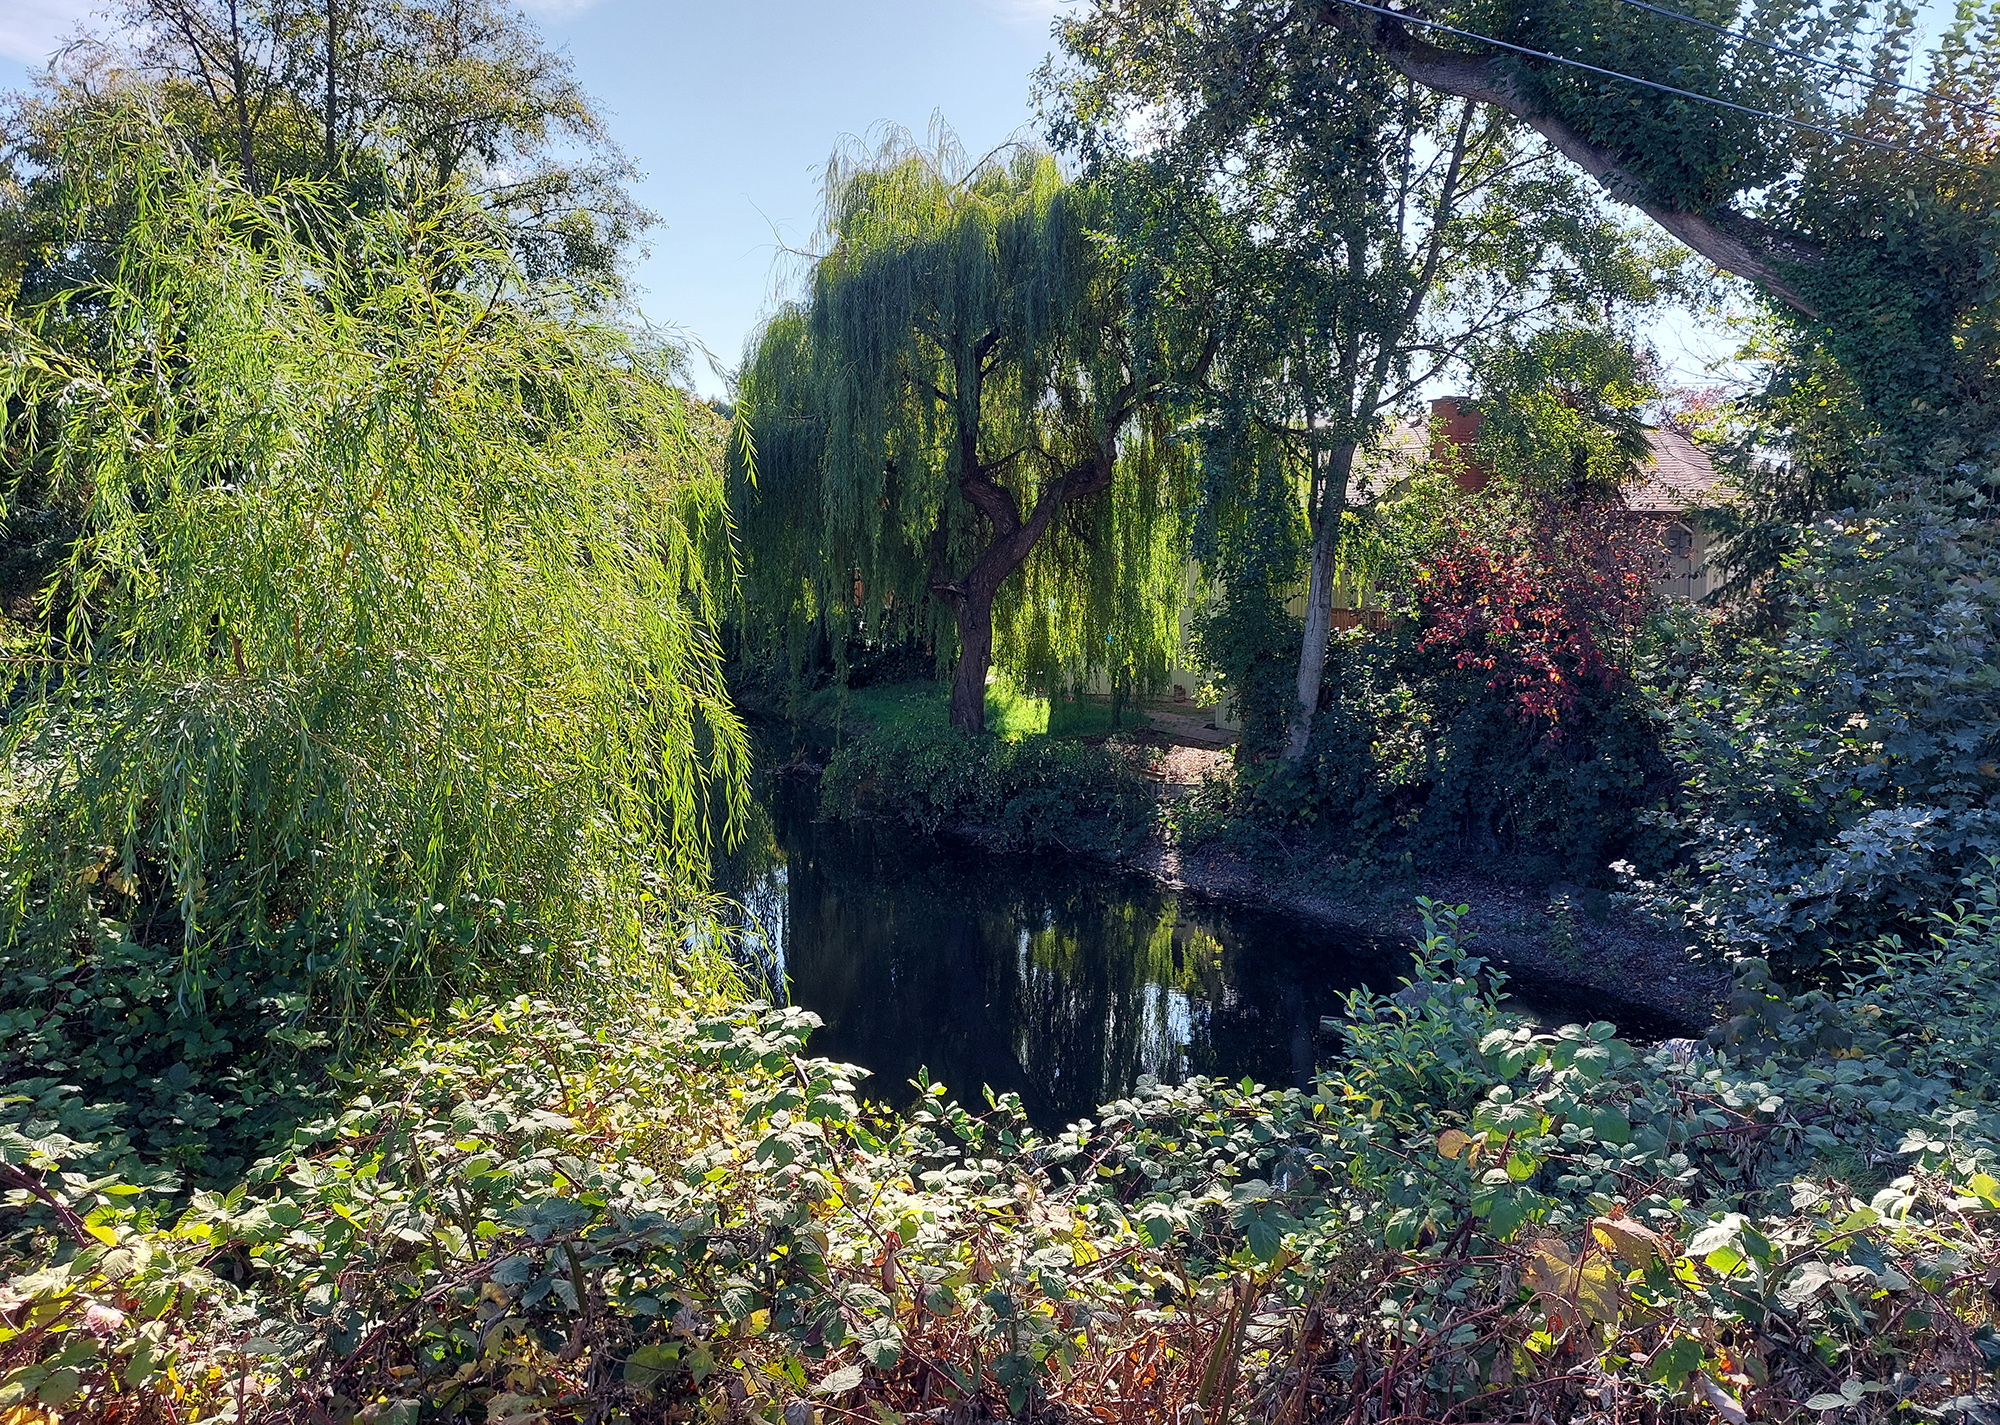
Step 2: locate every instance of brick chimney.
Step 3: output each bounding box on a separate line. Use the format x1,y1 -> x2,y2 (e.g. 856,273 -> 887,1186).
1430,396 -> 1488,492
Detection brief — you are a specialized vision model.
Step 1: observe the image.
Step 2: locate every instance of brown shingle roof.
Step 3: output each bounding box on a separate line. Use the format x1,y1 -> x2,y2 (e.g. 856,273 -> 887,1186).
1357,420 -> 1722,512
1624,428 -> 1721,513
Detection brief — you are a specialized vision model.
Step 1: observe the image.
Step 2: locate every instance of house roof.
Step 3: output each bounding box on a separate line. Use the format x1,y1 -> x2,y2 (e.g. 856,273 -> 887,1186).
1358,420 -> 1722,515
1625,428 -> 1722,514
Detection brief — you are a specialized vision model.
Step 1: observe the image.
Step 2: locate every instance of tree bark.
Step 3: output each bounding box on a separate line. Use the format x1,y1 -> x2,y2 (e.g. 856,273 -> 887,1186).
226,0 -> 261,193
1283,439 -> 1358,764
324,0 -> 340,172
947,588 -> 997,735
933,443 -> 1122,737
1314,3 -> 1827,317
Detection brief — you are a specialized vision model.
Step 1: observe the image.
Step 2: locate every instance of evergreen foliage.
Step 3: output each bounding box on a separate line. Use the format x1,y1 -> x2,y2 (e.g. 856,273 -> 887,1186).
732,134 -> 1206,734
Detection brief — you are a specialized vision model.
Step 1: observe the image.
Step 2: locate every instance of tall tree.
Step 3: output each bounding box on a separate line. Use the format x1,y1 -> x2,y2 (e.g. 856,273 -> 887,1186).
0,131 -> 744,1015
1052,0 -> 2000,457
1,0 -> 649,306
735,138 -> 1210,735
1049,18 -> 1677,761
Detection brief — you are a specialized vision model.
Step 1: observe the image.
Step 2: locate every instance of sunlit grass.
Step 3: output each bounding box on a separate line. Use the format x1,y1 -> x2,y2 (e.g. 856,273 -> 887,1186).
809,678 -> 1150,742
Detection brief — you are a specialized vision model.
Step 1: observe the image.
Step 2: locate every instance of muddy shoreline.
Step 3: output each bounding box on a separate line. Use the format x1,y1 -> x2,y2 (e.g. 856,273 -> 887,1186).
1119,840 -> 1727,1034
927,809 -> 1727,1036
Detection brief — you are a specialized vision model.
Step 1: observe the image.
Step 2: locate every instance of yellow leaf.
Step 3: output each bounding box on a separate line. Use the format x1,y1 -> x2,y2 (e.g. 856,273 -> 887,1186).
2,1408 -> 61,1425
1436,1129 -> 1472,1160
1590,1215 -> 1664,1267
86,1224 -> 119,1247
1523,1239 -> 1573,1296
1574,1261 -> 1622,1325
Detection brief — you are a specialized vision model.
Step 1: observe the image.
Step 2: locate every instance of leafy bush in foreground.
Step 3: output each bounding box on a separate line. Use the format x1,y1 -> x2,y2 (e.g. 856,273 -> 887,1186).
7,888 -> 2000,1421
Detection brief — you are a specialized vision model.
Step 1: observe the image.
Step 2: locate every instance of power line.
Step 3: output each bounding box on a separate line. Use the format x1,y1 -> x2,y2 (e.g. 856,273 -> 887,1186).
1613,0 -> 2000,122
1332,0 -> 1982,171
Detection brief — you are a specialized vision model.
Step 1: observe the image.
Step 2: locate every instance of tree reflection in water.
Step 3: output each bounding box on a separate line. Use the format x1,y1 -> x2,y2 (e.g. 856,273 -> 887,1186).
711,777 -> 1408,1129
710,773 -> 1679,1130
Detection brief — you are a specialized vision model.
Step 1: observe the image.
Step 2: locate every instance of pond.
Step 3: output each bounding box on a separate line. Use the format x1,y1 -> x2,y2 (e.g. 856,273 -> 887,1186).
711,771 -> 1685,1131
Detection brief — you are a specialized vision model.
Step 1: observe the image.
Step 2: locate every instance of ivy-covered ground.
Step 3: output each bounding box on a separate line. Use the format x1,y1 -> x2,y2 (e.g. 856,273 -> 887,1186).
7,892 -> 2000,1423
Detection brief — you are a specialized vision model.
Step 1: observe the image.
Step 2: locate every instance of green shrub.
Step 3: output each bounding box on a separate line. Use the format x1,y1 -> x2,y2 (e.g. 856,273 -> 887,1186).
1206,626 -> 1677,884
8,888 -> 2000,1421
1640,471 -> 2000,974
817,691 -> 1159,854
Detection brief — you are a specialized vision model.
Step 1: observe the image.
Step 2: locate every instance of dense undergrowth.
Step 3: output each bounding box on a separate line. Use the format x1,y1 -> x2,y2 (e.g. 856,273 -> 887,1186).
1631,474 -> 2000,976
811,682 -> 1162,855
8,895 -> 2000,1421
1176,622 -> 1678,888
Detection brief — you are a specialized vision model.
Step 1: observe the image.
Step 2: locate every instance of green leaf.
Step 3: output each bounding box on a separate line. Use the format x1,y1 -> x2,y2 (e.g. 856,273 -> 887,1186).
816,1364 -> 866,1396
1645,1337 -> 1705,1390
855,1317 -> 903,1370
624,1342 -> 682,1390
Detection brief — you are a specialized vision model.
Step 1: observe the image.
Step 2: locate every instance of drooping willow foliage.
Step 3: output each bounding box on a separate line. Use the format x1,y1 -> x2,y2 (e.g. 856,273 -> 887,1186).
732,134 -> 1201,728
0,135 -> 746,1022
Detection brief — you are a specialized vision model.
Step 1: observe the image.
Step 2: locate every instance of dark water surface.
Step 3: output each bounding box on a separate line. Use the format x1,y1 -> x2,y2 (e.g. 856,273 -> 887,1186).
712,775 -> 1679,1131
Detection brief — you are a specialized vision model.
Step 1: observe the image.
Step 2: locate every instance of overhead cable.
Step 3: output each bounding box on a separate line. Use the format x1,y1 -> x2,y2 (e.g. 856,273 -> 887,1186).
1613,0 -> 2000,122
1331,0 -> 1983,171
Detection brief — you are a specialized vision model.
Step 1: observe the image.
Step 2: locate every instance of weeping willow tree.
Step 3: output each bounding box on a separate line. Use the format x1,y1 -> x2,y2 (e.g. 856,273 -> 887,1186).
0,129 -> 745,1023
734,135 -> 1210,735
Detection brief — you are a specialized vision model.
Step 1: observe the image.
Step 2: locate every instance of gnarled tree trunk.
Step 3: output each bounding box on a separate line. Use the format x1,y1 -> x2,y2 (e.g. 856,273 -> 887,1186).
947,584 -> 998,734
933,442 -> 1123,737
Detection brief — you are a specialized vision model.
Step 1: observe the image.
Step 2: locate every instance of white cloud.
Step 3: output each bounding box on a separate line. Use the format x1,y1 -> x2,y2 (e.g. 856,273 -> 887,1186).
0,0 -> 98,66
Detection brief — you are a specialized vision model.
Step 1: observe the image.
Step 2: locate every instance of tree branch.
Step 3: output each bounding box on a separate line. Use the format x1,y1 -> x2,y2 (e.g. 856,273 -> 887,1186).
1314,2 -> 1826,317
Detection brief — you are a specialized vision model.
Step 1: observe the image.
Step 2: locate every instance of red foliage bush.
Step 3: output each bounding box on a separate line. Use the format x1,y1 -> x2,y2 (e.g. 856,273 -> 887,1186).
1414,493 -> 1658,731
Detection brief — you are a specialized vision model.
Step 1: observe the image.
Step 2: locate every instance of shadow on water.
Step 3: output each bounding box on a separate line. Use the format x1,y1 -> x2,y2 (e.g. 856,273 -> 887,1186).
711,769 -> 1685,1132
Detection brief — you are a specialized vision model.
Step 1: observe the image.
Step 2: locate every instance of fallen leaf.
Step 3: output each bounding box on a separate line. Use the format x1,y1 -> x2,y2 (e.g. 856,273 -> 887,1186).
1700,1374 -> 1747,1425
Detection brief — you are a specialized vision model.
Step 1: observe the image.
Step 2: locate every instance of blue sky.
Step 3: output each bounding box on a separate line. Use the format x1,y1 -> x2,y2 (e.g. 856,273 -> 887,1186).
1,0 -> 1072,397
